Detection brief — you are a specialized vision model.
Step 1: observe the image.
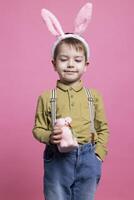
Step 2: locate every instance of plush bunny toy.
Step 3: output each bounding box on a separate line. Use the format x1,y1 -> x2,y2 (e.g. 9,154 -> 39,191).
55,117 -> 78,152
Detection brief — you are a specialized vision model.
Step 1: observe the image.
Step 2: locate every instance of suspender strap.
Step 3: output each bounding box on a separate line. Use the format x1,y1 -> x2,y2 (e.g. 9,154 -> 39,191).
84,87 -> 96,134
50,89 -> 56,128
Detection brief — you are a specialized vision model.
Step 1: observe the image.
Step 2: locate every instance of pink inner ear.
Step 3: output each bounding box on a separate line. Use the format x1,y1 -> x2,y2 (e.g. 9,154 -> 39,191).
41,9 -> 64,36
51,19 -> 62,36
74,2 -> 93,34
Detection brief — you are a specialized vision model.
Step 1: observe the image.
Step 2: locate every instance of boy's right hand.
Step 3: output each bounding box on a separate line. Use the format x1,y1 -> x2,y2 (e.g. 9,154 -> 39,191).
49,125 -> 62,144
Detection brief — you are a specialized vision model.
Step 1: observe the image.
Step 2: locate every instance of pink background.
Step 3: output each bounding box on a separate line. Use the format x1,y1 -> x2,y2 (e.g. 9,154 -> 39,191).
0,0 -> 134,199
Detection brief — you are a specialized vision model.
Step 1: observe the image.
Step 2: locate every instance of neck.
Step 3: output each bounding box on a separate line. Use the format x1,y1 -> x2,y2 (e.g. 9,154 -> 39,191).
59,79 -> 81,86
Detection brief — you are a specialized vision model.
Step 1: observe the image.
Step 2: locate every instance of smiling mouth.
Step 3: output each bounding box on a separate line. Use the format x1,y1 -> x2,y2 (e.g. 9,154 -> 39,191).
64,70 -> 78,73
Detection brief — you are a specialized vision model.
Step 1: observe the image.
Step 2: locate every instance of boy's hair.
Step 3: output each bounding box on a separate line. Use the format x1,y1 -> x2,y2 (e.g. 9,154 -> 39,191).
53,36 -> 88,62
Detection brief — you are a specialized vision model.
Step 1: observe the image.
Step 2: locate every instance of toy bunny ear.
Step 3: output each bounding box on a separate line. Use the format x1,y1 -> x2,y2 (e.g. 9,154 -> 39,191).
74,2 -> 93,35
41,9 -> 64,36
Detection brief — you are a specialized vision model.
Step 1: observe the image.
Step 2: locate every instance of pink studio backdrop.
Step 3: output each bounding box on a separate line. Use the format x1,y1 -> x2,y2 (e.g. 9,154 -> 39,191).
0,0 -> 134,199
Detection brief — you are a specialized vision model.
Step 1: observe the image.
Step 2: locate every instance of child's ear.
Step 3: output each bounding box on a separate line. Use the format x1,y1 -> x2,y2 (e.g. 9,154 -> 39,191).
86,61 -> 90,66
52,60 -> 57,71
84,61 -> 89,72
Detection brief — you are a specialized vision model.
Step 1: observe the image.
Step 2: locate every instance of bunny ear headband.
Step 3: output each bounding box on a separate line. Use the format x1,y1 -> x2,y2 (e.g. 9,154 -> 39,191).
41,2 -> 93,59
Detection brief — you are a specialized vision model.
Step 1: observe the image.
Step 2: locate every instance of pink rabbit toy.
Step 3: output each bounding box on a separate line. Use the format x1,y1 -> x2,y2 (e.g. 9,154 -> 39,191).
55,117 -> 78,152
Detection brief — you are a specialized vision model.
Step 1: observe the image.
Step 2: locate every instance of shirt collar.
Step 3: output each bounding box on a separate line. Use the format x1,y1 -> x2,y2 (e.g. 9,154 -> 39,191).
56,80 -> 83,92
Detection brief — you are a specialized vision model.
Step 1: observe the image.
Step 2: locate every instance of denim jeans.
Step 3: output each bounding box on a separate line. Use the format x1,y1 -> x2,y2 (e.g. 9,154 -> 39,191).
43,143 -> 102,200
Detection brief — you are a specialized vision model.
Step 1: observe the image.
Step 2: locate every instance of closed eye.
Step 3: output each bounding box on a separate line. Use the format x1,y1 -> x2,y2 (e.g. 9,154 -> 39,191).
60,58 -> 68,62
75,59 -> 83,63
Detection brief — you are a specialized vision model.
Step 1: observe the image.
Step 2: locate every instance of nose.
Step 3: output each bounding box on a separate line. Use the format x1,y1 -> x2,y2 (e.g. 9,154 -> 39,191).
67,59 -> 74,68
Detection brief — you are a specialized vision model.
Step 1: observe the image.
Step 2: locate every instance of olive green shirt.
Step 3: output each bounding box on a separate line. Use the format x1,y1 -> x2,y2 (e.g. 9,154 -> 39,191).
32,80 -> 109,160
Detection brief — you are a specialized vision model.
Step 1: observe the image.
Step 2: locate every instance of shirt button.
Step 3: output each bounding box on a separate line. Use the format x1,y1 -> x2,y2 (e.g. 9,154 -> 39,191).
71,95 -> 74,98
71,103 -> 74,107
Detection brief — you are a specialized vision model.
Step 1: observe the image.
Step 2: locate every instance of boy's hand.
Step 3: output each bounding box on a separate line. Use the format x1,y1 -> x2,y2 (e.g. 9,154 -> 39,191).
49,125 -> 62,144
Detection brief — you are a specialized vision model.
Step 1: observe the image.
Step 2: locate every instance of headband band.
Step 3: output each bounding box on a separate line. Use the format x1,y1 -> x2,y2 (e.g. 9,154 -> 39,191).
52,34 -> 90,59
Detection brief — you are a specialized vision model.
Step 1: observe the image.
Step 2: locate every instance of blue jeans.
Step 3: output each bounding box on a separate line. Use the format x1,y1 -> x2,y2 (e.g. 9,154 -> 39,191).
43,143 -> 102,200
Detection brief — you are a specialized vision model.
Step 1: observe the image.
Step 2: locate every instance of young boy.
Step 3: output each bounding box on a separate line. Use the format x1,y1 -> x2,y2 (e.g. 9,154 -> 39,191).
32,4 -> 109,200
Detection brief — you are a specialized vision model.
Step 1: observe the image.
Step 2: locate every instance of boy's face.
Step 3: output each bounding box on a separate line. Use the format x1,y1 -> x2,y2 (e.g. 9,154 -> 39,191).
52,43 -> 89,85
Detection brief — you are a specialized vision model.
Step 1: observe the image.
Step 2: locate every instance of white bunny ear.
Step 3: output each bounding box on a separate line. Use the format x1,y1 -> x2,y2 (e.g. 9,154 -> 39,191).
74,2 -> 93,35
41,9 -> 64,36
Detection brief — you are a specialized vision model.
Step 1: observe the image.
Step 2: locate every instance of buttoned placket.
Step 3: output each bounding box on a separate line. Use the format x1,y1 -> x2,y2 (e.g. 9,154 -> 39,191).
68,87 -> 75,110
